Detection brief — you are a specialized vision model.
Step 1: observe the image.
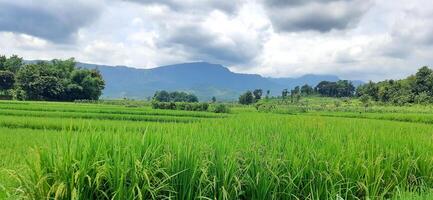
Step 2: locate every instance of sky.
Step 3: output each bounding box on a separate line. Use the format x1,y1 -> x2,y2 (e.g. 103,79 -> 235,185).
0,0 -> 432,81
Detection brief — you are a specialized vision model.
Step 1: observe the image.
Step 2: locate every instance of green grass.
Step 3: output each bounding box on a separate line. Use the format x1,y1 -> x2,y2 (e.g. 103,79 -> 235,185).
1,100 -> 433,199
306,111 -> 433,125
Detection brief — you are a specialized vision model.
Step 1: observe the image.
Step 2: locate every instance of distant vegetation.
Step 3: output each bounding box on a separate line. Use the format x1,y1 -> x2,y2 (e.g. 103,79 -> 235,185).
238,66 -> 433,107
153,90 -> 198,102
239,80 -> 355,105
357,66 -> 433,105
0,55 -> 105,101
151,101 -> 209,111
151,90 -> 230,113
315,80 -> 355,97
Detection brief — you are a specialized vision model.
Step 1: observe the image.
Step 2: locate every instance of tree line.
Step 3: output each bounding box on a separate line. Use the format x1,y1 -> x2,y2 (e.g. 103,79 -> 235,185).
0,55 -> 105,101
238,80 -> 356,105
357,66 -> 433,105
153,90 -> 199,102
151,90 -> 230,113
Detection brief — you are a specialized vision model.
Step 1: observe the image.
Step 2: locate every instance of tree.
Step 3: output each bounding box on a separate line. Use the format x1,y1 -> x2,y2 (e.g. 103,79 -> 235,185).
315,80 -> 354,97
414,66 -> 433,95
153,90 -> 171,102
0,71 -> 15,92
292,86 -> 300,95
2,55 -> 23,73
253,89 -> 263,101
414,92 -> 431,105
153,91 -> 198,102
0,55 -> 6,70
16,64 -> 63,100
185,94 -> 198,102
301,84 -> 314,95
266,90 -> 270,99
77,69 -> 105,100
315,81 -> 336,97
239,91 -> 254,105
65,68 -> 105,100
353,66 -> 433,105
356,81 -> 379,101
282,89 -> 289,99
15,59 -> 105,101
38,76 -> 65,100
336,80 -> 355,97
211,96 -> 216,103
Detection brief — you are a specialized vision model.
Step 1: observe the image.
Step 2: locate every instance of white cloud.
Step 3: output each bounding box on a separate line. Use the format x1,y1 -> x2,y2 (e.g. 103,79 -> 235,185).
1,0 -> 433,81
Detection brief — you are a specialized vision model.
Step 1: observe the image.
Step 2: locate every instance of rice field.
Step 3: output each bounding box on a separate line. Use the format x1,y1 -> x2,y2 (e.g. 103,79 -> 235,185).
1,101 -> 433,199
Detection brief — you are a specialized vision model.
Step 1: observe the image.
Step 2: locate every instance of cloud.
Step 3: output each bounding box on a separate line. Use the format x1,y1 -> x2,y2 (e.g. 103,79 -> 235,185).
162,25 -> 254,64
263,0 -> 372,32
0,0 -> 104,43
124,0 -> 242,14
1,0 -> 433,81
157,7 -> 270,65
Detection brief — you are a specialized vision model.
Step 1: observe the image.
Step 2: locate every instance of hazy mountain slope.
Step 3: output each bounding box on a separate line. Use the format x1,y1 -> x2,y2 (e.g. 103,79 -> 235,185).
77,62 -> 361,100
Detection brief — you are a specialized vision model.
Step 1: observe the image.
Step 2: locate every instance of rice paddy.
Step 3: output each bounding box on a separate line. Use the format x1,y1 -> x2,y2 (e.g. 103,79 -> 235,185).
1,100 -> 433,199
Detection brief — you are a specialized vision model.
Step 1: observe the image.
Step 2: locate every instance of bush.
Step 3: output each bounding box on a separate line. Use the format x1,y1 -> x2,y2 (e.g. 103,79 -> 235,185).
212,104 -> 230,113
414,92 -> 431,105
256,104 -> 276,113
151,101 -> 209,112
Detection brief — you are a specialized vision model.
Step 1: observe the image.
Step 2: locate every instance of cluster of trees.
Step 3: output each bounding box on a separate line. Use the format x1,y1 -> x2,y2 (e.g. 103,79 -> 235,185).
280,81 -> 355,99
0,55 -> 21,97
153,91 -> 198,102
314,80 -> 355,97
238,80 -> 355,105
239,89 -> 263,105
0,55 -> 105,101
357,66 -> 433,105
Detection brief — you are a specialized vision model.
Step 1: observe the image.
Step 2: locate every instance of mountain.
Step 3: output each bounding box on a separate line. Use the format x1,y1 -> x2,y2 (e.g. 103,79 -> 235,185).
77,62 -> 363,101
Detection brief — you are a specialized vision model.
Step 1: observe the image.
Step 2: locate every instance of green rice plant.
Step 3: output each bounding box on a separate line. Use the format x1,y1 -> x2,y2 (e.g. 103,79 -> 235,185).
309,111 -> 433,124
2,113 -> 432,199
0,109 -> 203,123
0,101 -> 225,118
2,101 -> 433,199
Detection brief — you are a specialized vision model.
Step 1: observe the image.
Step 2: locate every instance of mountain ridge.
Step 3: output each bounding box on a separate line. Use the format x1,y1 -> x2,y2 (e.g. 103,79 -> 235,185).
76,61 -> 363,101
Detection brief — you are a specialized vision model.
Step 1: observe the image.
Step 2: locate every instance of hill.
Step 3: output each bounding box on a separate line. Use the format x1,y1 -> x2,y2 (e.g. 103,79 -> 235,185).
77,62 -> 361,101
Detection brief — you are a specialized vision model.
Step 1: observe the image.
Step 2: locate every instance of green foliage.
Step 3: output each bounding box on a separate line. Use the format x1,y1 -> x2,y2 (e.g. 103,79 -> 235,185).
359,94 -> 371,107
0,55 -> 22,73
153,91 -> 198,102
1,101 -> 433,199
356,66 -> 433,106
315,80 -> 355,97
15,59 -> 105,101
239,91 -> 254,105
253,89 -> 263,101
300,84 -> 314,95
68,69 -> 105,100
281,89 -> 289,99
0,71 -> 15,91
152,101 -> 209,111
414,66 -> 433,95
0,55 -> 105,101
356,81 -> 379,101
211,104 -> 230,113
414,92 -> 431,105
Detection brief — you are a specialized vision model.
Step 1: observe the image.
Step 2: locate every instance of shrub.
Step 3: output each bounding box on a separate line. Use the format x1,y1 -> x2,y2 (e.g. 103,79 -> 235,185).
151,101 -> 209,112
212,104 -> 230,113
